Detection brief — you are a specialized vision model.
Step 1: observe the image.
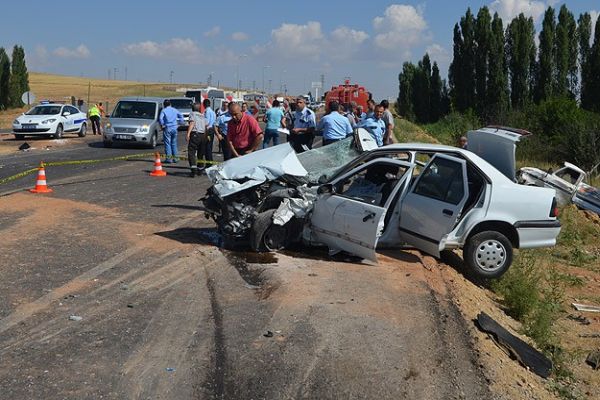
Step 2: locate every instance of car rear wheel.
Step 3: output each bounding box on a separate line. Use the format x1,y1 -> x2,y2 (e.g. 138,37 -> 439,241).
250,209 -> 290,252
53,124 -> 63,139
464,231 -> 513,279
14,134 -> 24,140
78,122 -> 87,137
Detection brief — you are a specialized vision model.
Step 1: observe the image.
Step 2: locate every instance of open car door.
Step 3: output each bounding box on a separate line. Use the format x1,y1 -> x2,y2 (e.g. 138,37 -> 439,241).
398,154 -> 469,257
310,159 -> 411,261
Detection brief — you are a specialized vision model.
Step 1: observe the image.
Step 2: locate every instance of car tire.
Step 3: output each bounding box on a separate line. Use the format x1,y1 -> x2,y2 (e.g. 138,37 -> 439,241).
53,124 -> 63,139
147,132 -> 157,149
250,209 -> 289,252
78,122 -> 87,137
103,141 -> 112,148
464,231 -> 513,279
14,134 -> 24,140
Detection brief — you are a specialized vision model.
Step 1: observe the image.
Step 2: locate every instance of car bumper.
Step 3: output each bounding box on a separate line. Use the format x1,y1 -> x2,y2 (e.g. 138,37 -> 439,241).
514,220 -> 561,249
13,128 -> 52,133
103,131 -> 154,143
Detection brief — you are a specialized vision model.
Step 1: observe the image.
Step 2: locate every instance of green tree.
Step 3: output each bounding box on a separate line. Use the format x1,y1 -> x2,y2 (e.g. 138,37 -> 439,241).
535,7 -> 556,102
449,9 -> 477,113
430,62 -> 443,121
487,12 -> 509,120
507,14 -> 536,109
588,17 -> 600,113
555,5 -> 577,98
413,54 -> 432,123
397,62 -> 416,121
474,6 -> 492,116
578,13 -> 593,110
0,48 -> 10,110
9,45 -> 29,108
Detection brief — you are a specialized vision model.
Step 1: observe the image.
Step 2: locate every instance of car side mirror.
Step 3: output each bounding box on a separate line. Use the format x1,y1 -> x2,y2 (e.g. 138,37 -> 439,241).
62,111 -> 70,116
317,183 -> 335,195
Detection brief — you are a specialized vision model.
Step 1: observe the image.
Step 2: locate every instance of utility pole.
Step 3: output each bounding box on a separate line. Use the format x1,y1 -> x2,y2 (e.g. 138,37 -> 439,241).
124,66 -> 128,81
170,70 -> 174,84
108,69 -> 111,80
268,79 -> 272,95
113,67 -> 118,80
262,65 -> 271,93
87,81 -> 91,107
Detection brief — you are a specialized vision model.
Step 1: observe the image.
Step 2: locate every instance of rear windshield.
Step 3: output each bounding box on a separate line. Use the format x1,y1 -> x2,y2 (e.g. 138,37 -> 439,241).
169,99 -> 193,110
26,106 -> 61,115
112,101 -> 156,119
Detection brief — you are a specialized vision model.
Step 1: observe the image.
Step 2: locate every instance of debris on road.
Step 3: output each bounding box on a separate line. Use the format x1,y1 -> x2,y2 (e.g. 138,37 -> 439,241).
68,315 -> 83,321
263,330 -> 274,338
572,303 -> 600,313
579,333 -> 600,338
476,312 -> 552,378
18,142 -> 31,151
165,367 -> 176,372
586,351 -> 600,370
567,314 -> 592,325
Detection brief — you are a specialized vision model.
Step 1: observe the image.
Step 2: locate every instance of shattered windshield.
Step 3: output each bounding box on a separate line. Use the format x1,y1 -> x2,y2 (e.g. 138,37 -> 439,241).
296,137 -> 361,184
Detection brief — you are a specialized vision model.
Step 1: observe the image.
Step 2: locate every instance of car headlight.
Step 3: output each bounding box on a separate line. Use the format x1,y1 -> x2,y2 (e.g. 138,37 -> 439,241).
13,119 -> 20,125
41,118 -> 57,124
137,125 -> 149,133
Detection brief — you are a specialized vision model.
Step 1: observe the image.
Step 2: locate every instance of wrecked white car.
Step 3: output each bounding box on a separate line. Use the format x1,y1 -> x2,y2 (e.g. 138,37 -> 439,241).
203,127 -> 561,279
517,162 -> 600,215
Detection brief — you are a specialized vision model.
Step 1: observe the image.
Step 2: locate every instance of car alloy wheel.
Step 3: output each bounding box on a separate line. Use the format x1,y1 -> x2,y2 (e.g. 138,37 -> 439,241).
475,239 -> 507,272
263,223 -> 288,251
78,122 -> 87,137
54,124 -> 63,139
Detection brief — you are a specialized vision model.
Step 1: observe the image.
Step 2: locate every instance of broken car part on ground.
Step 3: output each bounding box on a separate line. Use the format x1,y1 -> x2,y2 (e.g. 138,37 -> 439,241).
202,127 -> 561,279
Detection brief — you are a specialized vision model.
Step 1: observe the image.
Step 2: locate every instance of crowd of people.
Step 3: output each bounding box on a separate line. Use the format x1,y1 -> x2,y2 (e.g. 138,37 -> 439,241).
156,97 -> 397,178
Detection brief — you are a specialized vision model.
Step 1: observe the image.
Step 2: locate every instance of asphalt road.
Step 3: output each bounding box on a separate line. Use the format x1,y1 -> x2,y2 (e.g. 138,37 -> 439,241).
0,133 -> 495,399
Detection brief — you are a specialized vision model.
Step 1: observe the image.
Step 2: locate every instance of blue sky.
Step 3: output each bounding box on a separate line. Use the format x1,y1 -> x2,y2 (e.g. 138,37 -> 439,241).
1,1 -> 598,100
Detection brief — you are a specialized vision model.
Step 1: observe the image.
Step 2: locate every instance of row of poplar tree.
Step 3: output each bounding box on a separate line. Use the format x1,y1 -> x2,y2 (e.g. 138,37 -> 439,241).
0,45 -> 30,110
397,5 -> 600,124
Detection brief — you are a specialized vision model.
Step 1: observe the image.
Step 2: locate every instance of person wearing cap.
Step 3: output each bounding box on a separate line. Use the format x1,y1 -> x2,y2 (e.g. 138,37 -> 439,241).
159,99 -> 185,163
186,103 -> 208,177
215,102 -> 233,160
290,96 -> 316,152
358,104 -> 386,147
227,103 -> 264,157
317,100 -> 354,146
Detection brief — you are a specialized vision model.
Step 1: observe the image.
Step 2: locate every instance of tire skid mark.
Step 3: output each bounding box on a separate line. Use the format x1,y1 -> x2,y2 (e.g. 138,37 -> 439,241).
204,266 -> 226,400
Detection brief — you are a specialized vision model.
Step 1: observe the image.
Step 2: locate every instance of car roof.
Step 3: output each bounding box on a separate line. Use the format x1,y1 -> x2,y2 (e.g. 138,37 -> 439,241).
562,162 -> 585,174
166,97 -> 193,100
118,97 -> 165,103
376,142 -> 514,183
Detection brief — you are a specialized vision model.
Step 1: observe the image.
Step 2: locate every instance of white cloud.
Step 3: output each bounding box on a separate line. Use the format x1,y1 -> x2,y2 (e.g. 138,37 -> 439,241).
271,21 -> 324,59
373,4 -> 430,53
591,10 -> 599,42
52,44 -> 90,59
204,26 -> 221,37
489,0 -> 557,24
231,32 -> 249,41
329,26 -> 369,60
426,43 -> 450,63
122,38 -> 237,65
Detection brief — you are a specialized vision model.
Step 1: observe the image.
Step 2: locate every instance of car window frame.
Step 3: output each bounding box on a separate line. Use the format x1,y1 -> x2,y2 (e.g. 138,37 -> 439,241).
410,154 -> 468,206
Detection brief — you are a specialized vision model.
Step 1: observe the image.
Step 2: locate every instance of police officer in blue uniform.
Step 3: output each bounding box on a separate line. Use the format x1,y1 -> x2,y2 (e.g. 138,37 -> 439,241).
290,97 -> 316,152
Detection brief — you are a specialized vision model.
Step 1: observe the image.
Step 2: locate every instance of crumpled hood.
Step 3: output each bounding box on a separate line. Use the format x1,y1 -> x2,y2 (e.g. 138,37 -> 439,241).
205,144 -> 308,197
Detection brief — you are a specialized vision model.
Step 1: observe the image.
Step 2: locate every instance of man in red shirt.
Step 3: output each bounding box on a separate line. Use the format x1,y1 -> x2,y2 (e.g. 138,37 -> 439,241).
227,103 -> 264,157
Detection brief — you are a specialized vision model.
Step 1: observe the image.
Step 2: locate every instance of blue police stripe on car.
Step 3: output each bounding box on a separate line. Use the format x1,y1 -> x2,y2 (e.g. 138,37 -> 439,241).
74,119 -> 86,124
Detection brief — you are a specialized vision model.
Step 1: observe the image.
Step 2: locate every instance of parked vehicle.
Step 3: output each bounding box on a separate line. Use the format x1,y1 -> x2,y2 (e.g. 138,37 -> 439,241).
103,97 -> 164,148
243,93 -> 269,114
202,127 -> 561,279
166,97 -> 194,129
12,103 -> 87,139
518,162 -> 600,215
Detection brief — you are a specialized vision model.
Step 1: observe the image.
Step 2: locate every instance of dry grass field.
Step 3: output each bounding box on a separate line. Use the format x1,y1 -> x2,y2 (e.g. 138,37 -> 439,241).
0,72 -> 199,130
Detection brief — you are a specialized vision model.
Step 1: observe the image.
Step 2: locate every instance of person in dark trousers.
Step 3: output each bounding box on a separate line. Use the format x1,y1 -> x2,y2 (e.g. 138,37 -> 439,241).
203,98 -> 217,165
290,96 -> 316,152
215,102 -> 233,160
186,103 -> 208,177
88,103 -> 101,135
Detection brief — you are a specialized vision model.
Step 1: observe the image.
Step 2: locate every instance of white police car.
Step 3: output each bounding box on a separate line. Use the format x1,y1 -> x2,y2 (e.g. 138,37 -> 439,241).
12,103 -> 88,139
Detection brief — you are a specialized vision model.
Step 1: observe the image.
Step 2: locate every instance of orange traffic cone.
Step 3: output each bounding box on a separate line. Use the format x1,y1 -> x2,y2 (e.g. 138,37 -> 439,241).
150,152 -> 167,177
29,162 -> 53,193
